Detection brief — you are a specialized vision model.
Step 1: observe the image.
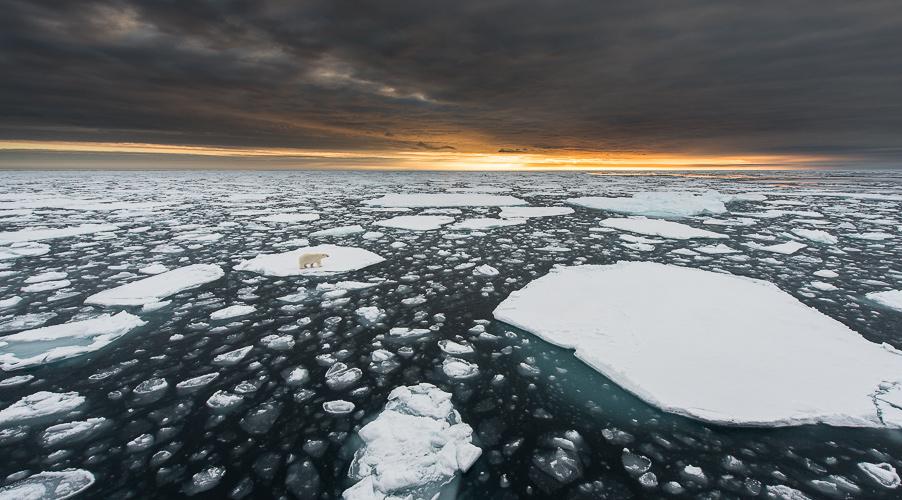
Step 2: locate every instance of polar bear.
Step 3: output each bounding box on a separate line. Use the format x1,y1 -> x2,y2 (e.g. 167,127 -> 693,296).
298,252 -> 329,269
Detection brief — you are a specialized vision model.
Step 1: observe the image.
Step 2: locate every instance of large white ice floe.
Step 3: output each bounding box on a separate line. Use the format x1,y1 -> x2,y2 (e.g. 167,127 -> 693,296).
0,312 -> 146,371
85,264 -> 224,306
0,391 -> 85,426
374,215 -> 454,231
0,469 -> 95,499
600,217 -> 728,240
363,193 -> 527,208
493,261 -> 902,428
343,383 -> 482,500
235,245 -> 384,277
567,191 -> 732,218
0,223 -> 119,243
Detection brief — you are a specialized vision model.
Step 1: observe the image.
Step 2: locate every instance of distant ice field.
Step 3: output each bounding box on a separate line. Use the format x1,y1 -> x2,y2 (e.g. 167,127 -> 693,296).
0,170 -> 901,499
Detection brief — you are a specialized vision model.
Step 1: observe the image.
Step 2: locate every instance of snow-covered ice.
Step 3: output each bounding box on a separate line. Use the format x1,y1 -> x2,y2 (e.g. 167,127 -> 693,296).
600,217 -> 728,239
256,213 -> 319,223
0,223 -> 118,243
235,245 -> 384,276
567,191 -> 730,218
374,215 -> 454,231
450,217 -> 525,231
746,240 -> 808,255
209,304 -> 255,320
867,290 -> 902,312
38,418 -> 110,448
792,228 -> 838,245
363,193 -> 527,207
85,264 -> 224,306
0,312 -> 146,371
857,462 -> 900,489
310,225 -> 365,237
0,469 -> 95,499
498,206 -> 574,218
494,262 -> 902,427
343,383 -> 481,500
0,391 -> 85,426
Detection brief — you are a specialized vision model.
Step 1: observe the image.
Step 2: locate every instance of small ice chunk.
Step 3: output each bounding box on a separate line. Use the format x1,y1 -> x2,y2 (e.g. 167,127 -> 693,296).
206,391 -> 244,413
323,400 -> 355,415
856,462 -> 900,489
867,290 -> 902,312
356,306 -> 384,324
325,363 -> 363,390
746,240 -> 807,255
0,391 -> 85,426
21,280 -> 71,293
499,206 -> 573,218
212,346 -> 253,366
184,466 -> 226,495
310,225 -> 365,237
0,296 -> 23,310
442,357 -> 479,379
283,367 -> 309,386
473,265 -> 499,277
176,373 -> 219,392
792,228 -> 838,245
209,305 -> 255,321
257,213 -> 319,223
38,418 -> 109,448
259,334 -> 295,351
0,469 -> 95,499
601,217 -> 728,239
23,271 -> 68,283
374,215 -> 454,231
438,340 -> 475,355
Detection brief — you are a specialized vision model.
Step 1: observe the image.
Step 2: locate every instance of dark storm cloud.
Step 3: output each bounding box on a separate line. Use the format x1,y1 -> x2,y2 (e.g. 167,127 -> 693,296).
1,0 -> 901,160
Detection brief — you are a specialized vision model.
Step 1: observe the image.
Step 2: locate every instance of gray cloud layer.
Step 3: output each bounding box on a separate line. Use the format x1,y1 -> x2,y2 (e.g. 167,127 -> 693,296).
2,0 -> 901,162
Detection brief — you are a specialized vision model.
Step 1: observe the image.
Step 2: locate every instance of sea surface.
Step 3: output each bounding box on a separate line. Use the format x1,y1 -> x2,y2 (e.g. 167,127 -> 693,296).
1,169 -> 901,499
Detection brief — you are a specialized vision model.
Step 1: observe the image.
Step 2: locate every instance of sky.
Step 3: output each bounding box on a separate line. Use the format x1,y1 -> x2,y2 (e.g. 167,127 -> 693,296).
1,0 -> 901,170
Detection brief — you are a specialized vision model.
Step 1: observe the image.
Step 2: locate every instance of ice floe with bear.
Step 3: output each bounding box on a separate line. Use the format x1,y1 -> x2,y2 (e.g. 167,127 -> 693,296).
235,245 -> 384,277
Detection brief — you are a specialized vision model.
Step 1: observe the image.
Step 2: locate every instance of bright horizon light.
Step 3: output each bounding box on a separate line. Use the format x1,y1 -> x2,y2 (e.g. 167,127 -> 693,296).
0,140 -> 831,170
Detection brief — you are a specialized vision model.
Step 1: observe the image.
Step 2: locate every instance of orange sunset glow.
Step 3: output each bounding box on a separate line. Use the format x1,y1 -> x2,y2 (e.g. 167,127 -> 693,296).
0,140 -> 828,170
